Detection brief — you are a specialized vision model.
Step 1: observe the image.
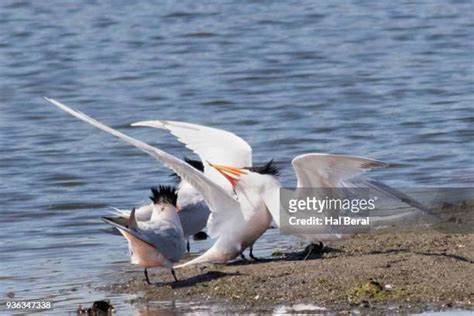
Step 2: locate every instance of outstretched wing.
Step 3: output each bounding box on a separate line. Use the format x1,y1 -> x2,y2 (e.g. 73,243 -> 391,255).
44,98 -> 242,239
291,153 -> 433,224
132,120 -> 252,192
292,153 -> 387,188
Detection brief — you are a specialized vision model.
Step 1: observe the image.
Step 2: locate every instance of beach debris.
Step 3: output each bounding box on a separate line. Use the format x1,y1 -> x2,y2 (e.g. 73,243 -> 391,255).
76,300 -> 115,315
271,249 -> 283,256
348,280 -> 384,305
348,279 -> 410,306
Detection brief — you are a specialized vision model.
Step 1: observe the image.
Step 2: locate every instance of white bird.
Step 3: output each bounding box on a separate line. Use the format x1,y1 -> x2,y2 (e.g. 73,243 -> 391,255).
213,154 -> 434,259
102,186 -> 186,284
110,158 -> 210,252
44,98 -> 275,267
133,121 -> 432,258
131,120 -> 276,260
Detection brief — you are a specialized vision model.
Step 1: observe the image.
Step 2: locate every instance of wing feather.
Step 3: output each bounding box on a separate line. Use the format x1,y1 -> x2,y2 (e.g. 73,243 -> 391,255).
292,153 -> 387,188
44,98 -> 241,239
132,120 -> 252,166
132,120 -> 252,192
291,153 -> 432,223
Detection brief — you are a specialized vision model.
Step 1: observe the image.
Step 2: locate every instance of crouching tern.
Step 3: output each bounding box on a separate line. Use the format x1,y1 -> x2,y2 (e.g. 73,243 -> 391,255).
110,158 -> 210,252
44,98 -> 276,267
103,186 -> 185,284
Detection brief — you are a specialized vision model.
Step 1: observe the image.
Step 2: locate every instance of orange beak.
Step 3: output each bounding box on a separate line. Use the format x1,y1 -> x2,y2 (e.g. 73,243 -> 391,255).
208,162 -> 246,188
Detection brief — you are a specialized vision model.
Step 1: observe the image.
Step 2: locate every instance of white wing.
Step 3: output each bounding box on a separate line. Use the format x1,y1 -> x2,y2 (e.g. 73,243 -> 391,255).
132,120 -> 252,192
292,153 -> 387,188
291,153 -> 432,223
44,98 -> 241,239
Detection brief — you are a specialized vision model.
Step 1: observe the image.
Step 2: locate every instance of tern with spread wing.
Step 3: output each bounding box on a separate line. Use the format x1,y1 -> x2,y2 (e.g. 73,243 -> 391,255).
44,98 -> 278,267
133,120 -> 432,258
132,120 -> 279,260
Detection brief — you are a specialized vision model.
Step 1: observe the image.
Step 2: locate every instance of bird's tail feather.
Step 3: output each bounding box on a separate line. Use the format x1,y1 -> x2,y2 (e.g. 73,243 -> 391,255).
174,246 -> 224,268
102,216 -> 155,248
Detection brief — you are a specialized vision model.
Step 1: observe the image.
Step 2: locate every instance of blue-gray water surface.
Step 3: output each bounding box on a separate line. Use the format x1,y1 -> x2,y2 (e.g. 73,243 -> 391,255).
0,0 -> 473,314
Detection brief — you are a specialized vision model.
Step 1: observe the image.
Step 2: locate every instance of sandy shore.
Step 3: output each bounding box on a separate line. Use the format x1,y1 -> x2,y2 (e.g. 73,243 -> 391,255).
100,201 -> 474,313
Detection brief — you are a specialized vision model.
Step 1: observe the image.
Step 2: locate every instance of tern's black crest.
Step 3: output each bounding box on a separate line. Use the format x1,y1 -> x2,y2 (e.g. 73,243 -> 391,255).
149,185 -> 178,206
169,157 -> 204,180
247,159 -> 280,176
183,157 -> 204,171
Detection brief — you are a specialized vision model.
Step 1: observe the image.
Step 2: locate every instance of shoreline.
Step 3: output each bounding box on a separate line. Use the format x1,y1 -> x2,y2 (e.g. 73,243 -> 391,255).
99,202 -> 473,313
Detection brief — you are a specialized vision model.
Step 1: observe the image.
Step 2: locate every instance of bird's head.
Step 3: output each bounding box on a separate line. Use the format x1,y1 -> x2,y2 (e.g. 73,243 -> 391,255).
149,186 -> 179,220
208,159 -> 280,190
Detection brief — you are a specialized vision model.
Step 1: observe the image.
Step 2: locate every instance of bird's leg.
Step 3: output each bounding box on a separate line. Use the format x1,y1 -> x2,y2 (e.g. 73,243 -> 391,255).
144,268 -> 151,285
249,246 -> 260,261
171,269 -> 178,282
240,252 -> 249,262
186,239 -> 190,253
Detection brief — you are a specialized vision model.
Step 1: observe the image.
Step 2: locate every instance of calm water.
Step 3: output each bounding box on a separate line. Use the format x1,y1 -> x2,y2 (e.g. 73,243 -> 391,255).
0,0 -> 473,314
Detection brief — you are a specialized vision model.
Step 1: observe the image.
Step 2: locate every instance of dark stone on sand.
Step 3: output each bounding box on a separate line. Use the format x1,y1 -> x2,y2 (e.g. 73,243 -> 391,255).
76,300 -> 114,315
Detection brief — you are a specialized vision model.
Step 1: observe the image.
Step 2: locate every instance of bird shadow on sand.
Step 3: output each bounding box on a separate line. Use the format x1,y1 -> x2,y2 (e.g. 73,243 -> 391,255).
414,251 -> 474,263
158,271 -> 242,289
225,245 -> 344,267
359,248 -> 474,264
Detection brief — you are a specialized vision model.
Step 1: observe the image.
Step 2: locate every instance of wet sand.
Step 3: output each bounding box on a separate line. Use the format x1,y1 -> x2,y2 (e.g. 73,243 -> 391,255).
100,201 -> 473,313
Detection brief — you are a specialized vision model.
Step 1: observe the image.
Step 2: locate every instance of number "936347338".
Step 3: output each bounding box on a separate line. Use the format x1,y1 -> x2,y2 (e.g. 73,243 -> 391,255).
5,301 -> 52,310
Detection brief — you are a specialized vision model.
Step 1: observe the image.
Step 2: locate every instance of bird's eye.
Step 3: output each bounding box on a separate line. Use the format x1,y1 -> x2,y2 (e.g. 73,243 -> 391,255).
161,207 -> 165,212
